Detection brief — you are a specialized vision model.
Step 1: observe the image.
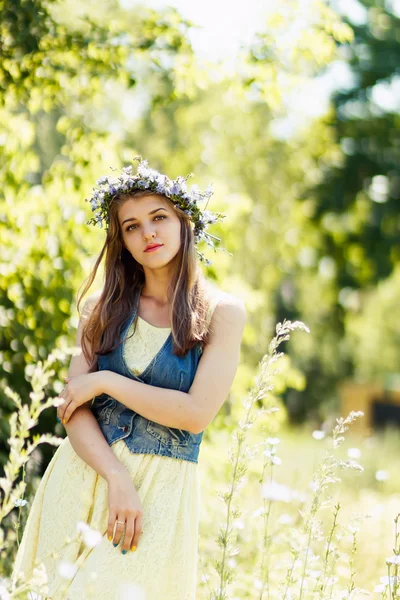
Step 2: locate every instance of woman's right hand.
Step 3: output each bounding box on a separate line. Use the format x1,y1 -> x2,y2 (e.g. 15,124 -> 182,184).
106,468 -> 144,553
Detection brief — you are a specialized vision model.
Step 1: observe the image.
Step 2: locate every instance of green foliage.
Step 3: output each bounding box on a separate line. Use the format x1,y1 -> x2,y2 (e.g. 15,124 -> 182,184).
278,0 -> 400,418
345,264 -> 400,380
0,0 -> 197,471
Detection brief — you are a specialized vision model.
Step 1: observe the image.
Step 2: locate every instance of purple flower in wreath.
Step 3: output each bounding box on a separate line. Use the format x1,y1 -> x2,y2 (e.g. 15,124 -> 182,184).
85,155 -> 227,265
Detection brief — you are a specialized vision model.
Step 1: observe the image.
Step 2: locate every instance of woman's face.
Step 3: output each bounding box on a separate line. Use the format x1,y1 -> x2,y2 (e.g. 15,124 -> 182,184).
118,194 -> 182,268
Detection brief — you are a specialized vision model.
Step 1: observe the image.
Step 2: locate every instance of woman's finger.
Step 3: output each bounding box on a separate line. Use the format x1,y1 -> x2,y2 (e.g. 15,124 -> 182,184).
56,403 -> 63,421
122,517 -> 135,553
59,399 -> 68,422
63,399 -> 75,424
56,388 -> 67,420
130,512 -> 143,552
107,510 -> 117,542
113,518 -> 126,547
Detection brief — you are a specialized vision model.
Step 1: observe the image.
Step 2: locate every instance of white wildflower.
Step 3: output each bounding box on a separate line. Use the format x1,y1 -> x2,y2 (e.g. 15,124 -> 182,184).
339,459 -> 364,472
374,575 -> 399,590
312,430 -> 325,440
252,507 -> 264,517
373,583 -> 386,592
291,489 -> 307,503
347,447 -> 361,459
228,558 -> 237,568
266,437 -> 280,445
279,513 -> 293,525
14,498 -> 28,507
333,436 -> 345,448
262,481 -> 293,503
30,563 -> 48,588
253,578 -> 263,590
76,521 -> 102,549
308,569 -> 322,578
233,519 -> 245,529
375,470 -> 389,481
57,561 -> 78,579
53,395 -> 66,408
0,580 -> 10,600
263,447 -> 281,465
386,555 -> 400,566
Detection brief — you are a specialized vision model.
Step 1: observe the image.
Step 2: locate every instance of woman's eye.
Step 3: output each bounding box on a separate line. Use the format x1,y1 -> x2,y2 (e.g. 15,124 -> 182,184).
126,215 -> 166,232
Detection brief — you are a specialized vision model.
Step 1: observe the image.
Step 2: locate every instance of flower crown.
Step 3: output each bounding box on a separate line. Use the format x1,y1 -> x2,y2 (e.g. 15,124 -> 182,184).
85,155 -> 227,265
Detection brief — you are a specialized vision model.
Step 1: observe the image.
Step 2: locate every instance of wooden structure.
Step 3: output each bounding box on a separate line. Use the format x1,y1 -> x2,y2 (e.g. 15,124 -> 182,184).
338,379 -> 400,435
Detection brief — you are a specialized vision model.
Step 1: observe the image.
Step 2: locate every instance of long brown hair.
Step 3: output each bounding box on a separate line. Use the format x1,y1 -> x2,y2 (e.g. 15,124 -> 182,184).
77,190 -> 214,372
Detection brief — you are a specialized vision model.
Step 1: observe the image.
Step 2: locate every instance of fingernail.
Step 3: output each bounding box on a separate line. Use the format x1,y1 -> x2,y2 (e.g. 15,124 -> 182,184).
62,419 -> 66,424
56,417 -> 61,423
108,535 -> 112,541
122,550 -> 127,555
131,545 -> 136,552
113,543 -> 118,547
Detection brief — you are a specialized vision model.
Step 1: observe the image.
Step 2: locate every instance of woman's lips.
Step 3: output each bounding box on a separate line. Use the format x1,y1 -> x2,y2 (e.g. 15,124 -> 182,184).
144,244 -> 163,253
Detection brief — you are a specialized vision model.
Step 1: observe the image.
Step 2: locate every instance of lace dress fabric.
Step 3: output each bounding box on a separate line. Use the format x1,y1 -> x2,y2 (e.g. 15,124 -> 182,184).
12,293 -> 221,600
123,315 -> 171,376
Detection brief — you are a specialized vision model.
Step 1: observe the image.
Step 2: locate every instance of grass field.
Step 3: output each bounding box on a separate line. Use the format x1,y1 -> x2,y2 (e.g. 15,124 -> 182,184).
197,421 -> 400,598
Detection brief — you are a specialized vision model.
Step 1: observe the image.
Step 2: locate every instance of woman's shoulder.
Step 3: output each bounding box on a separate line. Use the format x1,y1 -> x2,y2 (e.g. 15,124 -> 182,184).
80,289 -> 102,320
204,282 -> 246,322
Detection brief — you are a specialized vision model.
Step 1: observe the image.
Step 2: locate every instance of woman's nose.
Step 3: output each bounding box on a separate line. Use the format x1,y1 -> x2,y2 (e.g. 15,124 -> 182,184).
143,226 -> 156,239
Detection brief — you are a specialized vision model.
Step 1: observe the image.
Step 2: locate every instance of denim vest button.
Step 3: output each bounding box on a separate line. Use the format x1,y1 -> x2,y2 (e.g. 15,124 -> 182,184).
123,426 -> 129,432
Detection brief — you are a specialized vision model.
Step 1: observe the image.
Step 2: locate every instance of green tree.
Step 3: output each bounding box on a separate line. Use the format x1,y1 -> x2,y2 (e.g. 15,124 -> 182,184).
286,0 -> 400,417
0,0 -> 196,469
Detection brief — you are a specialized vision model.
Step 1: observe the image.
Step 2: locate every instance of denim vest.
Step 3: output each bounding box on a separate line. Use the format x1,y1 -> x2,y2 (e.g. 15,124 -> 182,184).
90,286 -> 208,464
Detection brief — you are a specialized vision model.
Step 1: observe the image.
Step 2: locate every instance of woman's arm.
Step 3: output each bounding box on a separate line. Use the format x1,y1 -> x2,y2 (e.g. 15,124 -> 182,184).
97,295 -> 247,435
62,294 -> 129,482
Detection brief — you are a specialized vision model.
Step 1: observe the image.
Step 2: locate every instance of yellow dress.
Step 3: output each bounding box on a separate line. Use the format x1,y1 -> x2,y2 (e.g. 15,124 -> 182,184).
12,294 -> 220,600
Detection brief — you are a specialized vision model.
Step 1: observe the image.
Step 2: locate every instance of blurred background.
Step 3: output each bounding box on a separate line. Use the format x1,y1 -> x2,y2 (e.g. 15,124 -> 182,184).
1,0 -> 400,591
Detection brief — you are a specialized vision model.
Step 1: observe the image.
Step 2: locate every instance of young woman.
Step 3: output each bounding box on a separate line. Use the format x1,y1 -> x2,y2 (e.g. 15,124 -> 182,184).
12,158 -> 246,600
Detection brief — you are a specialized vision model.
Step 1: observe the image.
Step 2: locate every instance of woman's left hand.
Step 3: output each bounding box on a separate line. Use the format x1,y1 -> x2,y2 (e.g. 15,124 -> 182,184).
56,372 -> 103,424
